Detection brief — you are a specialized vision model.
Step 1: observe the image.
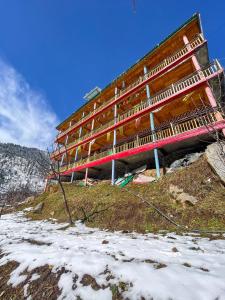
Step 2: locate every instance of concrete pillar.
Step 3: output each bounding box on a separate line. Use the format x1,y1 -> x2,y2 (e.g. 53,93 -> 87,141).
112,87 -> 118,185
144,66 -> 160,178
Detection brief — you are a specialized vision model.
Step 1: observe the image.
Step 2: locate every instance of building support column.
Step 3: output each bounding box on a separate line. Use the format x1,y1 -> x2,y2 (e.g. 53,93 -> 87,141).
183,35 -> 225,134
183,35 -> 218,108
85,103 -> 97,186
144,66 -> 160,178
111,87 -> 118,185
60,121 -> 71,167
71,112 -> 85,182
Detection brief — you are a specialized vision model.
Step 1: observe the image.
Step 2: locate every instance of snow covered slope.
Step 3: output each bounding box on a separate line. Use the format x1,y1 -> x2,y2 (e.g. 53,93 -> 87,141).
0,143 -> 48,202
0,212 -> 225,300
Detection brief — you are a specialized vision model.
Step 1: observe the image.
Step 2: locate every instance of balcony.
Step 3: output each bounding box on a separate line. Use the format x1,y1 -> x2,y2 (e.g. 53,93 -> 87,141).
59,108 -> 224,175
56,34 -> 205,141
51,60 -> 223,159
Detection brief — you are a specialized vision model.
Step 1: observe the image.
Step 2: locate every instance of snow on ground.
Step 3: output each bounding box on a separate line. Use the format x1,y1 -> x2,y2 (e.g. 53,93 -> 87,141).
0,212 -> 225,300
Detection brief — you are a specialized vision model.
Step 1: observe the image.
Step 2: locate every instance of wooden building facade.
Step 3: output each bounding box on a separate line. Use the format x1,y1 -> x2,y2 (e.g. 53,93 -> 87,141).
51,13 -> 225,184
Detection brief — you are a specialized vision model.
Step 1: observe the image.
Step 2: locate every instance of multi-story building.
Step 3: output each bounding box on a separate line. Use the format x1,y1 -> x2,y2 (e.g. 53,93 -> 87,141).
51,13 -> 225,184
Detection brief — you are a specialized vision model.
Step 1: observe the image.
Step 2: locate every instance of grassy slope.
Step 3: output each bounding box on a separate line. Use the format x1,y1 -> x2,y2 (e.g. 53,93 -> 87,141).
20,155 -> 225,233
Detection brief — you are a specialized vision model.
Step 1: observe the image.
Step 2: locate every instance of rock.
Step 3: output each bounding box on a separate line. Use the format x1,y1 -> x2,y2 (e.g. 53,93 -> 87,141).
33,202 -> 44,214
144,168 -> 165,177
102,240 -> 109,244
172,247 -> 179,252
155,263 -> 167,269
183,262 -> 192,268
169,184 -> 183,196
133,174 -> 155,184
25,196 -> 35,202
169,184 -> 198,207
176,193 -> 198,206
169,152 -> 203,171
205,143 -> 225,184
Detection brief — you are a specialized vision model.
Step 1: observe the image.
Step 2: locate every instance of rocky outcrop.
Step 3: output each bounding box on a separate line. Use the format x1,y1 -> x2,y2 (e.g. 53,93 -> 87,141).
205,143 -> 225,184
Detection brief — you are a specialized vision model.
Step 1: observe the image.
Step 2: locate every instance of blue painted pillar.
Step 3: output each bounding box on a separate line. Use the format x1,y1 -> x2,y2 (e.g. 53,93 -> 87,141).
144,66 -> 160,178
111,87 -> 118,185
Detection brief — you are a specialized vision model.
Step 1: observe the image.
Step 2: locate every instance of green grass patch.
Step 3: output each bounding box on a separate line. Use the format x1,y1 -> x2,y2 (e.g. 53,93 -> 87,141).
18,156 -> 225,233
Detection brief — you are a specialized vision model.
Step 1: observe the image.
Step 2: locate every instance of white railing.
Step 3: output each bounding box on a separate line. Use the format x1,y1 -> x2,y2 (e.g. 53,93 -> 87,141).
118,61 -> 221,122
52,60 -> 222,159
60,110 -> 218,173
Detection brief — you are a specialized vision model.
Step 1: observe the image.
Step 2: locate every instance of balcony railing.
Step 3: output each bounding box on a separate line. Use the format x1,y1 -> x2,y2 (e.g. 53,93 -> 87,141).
118,60 -> 221,121
59,110 -> 218,173
56,34 -> 205,141
51,60 -> 222,159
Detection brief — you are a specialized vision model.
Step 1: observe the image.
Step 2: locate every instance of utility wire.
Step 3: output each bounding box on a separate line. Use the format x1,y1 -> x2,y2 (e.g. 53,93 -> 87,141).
121,187 -> 182,228
120,186 -> 225,234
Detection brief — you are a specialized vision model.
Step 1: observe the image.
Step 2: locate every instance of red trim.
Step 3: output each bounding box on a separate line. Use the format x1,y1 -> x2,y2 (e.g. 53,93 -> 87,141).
60,120 -> 225,176
52,68 -> 222,159
56,40 -> 206,142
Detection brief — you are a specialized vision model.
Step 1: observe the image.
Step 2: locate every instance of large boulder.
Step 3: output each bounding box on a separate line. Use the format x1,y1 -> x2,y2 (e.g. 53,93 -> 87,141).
33,202 -> 44,214
205,143 -> 225,184
25,196 -> 35,203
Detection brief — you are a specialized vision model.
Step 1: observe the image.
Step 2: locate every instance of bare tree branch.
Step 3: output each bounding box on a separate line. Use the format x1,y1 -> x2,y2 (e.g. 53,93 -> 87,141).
35,145 -> 73,225
79,204 -> 113,223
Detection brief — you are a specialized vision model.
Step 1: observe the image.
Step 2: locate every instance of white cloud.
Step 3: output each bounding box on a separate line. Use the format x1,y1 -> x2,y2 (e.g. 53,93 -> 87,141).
0,58 -> 58,150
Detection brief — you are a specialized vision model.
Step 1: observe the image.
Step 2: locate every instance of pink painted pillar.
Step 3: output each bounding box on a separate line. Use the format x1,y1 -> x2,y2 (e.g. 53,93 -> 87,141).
183,35 -> 192,52
183,35 -> 223,123
204,86 -> 217,109
183,36 -> 225,136
204,86 -> 224,133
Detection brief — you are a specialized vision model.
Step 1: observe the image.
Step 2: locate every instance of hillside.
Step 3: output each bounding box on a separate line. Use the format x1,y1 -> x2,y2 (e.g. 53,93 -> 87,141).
20,154 -> 225,232
0,143 -> 48,203
0,212 -> 224,300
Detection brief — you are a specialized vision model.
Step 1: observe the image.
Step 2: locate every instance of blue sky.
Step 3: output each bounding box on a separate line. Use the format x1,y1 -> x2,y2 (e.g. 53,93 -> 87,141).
0,0 -> 225,148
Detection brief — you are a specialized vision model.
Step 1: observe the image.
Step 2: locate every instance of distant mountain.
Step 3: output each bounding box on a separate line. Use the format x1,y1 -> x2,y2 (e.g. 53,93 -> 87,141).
0,143 -> 49,203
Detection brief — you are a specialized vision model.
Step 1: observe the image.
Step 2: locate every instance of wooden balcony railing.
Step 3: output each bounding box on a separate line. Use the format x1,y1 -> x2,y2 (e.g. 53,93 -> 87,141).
51,60 -> 222,159
59,110 -> 218,173
56,34 -> 205,141
118,61 -> 221,121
